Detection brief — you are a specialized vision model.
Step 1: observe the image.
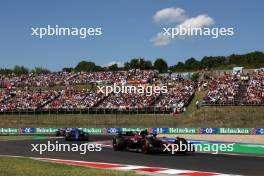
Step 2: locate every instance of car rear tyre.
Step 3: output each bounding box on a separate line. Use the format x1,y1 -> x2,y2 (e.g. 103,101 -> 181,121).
174,137 -> 188,154
141,139 -> 151,154
84,133 -> 89,141
113,136 -> 126,151
65,133 -> 71,141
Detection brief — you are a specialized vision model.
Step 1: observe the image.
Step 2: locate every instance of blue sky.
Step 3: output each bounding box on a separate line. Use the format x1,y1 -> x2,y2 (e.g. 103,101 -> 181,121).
0,0 -> 263,71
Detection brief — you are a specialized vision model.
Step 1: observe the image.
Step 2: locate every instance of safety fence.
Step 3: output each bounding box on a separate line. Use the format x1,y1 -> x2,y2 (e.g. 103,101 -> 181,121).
0,127 -> 263,135
0,107 -> 174,115
202,101 -> 264,106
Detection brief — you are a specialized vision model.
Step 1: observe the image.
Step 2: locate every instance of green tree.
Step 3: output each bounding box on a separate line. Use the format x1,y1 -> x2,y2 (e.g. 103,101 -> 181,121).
62,67 -> 74,72
108,64 -> 119,71
74,61 -> 102,72
31,67 -> 50,74
228,51 -> 264,68
169,62 -> 185,72
0,68 -> 13,75
184,58 -> 200,70
153,58 -> 168,73
13,65 -> 29,75
124,58 -> 153,70
200,56 -> 225,69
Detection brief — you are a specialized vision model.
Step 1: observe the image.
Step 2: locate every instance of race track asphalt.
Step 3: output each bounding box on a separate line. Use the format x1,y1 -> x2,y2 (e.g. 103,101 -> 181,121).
0,134 -> 263,176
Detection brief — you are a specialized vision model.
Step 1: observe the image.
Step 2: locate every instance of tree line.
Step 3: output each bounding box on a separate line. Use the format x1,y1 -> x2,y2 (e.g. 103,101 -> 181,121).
170,51 -> 264,72
1,51 -> 263,75
0,66 -> 51,75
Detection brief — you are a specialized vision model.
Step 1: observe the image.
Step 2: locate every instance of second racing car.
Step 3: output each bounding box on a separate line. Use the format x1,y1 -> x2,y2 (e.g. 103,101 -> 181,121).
65,128 -> 89,141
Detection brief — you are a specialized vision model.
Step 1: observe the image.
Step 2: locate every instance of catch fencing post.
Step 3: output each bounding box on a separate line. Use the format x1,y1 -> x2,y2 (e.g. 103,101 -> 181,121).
115,113 -> 117,126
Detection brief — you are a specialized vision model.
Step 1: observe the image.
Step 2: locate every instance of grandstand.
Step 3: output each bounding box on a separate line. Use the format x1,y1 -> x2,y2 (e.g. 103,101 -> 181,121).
202,68 -> 264,105
0,68 -> 264,116
0,69 -> 194,114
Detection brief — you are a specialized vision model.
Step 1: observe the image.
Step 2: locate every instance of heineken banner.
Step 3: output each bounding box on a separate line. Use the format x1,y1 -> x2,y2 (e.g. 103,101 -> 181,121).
121,128 -> 147,132
0,128 -> 18,134
36,128 -> 58,134
168,128 -> 198,134
79,128 -> 103,133
0,128 -> 264,134
218,128 -> 252,134
35,128 -> 103,134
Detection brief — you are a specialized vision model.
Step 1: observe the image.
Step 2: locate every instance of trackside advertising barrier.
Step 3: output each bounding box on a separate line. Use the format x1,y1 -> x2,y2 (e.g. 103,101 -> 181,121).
35,128 -> 103,134
0,128 -> 264,135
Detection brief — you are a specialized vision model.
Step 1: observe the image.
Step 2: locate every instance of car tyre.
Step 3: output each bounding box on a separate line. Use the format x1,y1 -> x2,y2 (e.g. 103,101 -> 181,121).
113,136 -> 126,151
174,137 -> 188,154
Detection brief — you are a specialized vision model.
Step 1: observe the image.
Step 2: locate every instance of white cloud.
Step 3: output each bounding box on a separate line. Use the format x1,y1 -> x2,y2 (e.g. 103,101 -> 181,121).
151,8 -> 215,46
150,32 -> 171,46
179,14 -> 214,29
153,7 -> 187,24
107,61 -> 124,67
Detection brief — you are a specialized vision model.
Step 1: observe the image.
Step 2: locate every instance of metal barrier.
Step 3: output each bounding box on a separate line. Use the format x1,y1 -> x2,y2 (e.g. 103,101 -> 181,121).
0,107 -> 174,115
202,101 -> 264,106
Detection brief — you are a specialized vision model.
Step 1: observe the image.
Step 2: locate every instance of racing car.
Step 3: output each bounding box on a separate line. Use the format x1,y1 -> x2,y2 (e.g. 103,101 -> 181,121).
65,128 -> 89,141
113,130 -> 194,154
55,128 -> 71,137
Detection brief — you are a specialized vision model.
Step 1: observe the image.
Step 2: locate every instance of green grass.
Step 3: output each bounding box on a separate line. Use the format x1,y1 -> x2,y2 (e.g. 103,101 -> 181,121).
0,91 -> 264,127
232,144 -> 264,155
0,135 -> 48,141
196,144 -> 264,155
0,156 -> 140,176
183,91 -> 205,115
0,106 -> 263,127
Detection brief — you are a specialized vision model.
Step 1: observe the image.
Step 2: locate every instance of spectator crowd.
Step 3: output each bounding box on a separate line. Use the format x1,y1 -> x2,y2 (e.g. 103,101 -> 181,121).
0,69 -> 194,113
203,75 -> 240,104
0,69 -> 158,87
1,68 -> 264,114
155,78 -> 194,113
203,68 -> 264,105
243,69 -> 264,104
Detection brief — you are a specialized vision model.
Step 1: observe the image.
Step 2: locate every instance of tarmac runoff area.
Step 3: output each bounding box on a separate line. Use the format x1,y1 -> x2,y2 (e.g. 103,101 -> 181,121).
0,134 -> 263,175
